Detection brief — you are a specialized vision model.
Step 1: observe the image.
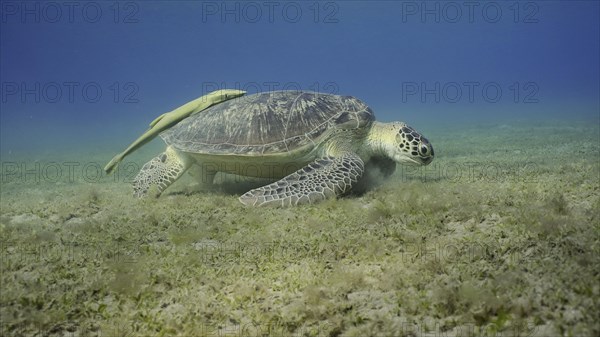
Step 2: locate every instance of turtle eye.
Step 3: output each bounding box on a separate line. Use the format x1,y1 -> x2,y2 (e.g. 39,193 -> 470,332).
419,144 -> 429,156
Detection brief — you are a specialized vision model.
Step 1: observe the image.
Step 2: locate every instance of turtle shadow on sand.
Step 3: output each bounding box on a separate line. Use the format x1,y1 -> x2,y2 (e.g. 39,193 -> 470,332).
349,156 -> 397,196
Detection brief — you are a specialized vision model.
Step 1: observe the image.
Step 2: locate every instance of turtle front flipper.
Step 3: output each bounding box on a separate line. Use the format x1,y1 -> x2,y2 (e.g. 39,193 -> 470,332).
133,146 -> 190,198
239,152 -> 364,207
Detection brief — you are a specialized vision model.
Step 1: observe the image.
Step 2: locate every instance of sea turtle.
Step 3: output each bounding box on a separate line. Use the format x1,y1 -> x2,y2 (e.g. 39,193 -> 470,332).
133,90 -> 434,206
104,89 -> 246,174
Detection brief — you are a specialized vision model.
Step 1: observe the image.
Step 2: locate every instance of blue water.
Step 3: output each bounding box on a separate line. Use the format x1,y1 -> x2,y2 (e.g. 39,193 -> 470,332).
1,1 -> 598,157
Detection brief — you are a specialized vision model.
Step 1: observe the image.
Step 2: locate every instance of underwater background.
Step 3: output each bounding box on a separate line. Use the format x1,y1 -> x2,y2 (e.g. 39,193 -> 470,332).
1,1 -> 598,157
1,1 -> 599,336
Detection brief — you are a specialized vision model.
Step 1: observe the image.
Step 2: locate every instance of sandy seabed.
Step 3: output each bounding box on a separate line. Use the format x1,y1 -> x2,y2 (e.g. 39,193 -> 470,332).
1,121 -> 598,337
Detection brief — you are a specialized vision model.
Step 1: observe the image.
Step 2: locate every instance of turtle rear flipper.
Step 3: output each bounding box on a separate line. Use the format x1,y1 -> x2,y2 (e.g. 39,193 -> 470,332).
133,146 -> 190,197
239,152 -> 364,207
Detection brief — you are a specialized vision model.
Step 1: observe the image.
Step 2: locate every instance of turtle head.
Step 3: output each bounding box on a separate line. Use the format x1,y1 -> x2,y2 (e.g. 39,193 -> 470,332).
371,122 -> 434,166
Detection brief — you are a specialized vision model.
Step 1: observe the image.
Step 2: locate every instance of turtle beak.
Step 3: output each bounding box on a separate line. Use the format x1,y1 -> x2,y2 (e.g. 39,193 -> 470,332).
396,155 -> 421,166
422,156 -> 433,165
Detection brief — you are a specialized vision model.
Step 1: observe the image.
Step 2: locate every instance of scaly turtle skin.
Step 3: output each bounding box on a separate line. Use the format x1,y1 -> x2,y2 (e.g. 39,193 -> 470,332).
133,91 -> 434,206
